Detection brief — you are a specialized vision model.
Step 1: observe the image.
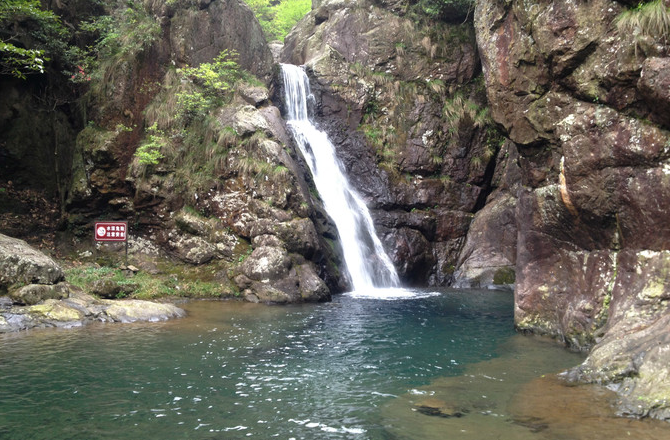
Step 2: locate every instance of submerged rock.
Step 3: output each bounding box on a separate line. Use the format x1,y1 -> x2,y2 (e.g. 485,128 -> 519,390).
414,398 -> 468,418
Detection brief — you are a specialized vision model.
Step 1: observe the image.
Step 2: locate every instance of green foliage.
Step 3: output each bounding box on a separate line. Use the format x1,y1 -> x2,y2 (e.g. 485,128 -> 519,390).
81,0 -> 160,88
244,0 -> 311,42
0,0 -> 65,78
177,50 -> 243,120
83,1 -> 160,61
135,123 -> 165,165
616,0 -> 670,41
65,264 -> 227,299
0,42 -> 47,78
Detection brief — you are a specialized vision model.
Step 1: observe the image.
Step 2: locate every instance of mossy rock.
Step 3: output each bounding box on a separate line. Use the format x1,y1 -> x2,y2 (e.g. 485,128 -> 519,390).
493,267 -> 516,285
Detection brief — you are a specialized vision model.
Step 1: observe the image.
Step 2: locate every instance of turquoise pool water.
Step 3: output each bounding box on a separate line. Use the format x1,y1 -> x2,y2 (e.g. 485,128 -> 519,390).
1,289 -> 665,439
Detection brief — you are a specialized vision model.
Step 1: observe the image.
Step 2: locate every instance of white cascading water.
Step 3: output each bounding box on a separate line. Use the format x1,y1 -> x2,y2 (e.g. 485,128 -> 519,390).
281,63 -> 400,292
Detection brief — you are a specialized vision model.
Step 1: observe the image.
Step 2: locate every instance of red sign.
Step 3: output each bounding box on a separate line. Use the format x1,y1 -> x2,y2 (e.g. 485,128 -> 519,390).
94,221 -> 128,241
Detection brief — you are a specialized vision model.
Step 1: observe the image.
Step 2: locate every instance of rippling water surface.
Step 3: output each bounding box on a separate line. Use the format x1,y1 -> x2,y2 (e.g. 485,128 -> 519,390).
1,289 -> 668,439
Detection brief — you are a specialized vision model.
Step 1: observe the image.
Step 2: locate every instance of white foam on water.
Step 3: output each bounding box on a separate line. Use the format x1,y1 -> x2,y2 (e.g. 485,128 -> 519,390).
344,287 -> 440,300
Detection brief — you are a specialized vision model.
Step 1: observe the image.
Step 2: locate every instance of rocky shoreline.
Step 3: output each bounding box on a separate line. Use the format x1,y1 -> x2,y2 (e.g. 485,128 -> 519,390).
0,233 -> 185,333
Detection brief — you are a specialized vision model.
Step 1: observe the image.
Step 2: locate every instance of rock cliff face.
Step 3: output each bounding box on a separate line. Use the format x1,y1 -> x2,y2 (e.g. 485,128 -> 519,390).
58,0 -> 345,302
277,0 -> 670,420
475,0 -> 670,419
279,0 -> 512,286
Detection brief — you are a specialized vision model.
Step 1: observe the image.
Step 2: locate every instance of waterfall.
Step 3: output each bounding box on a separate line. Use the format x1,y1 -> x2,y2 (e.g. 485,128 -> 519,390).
281,64 -> 399,291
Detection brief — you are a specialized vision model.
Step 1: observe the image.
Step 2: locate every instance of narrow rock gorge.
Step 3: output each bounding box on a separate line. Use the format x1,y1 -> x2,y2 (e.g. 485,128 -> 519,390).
1,0 -> 669,421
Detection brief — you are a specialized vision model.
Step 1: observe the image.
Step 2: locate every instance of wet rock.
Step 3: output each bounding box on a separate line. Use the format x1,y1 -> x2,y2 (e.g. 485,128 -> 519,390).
0,285 -> 186,332
384,227 -> 436,283
28,299 -> 86,323
237,246 -> 330,303
295,263 -> 330,301
0,234 -> 64,291
9,283 -> 70,306
248,282 -> 295,304
476,0 -> 670,419
414,398 -> 468,418
103,300 -> 186,323
452,192 -> 517,289
564,250 -> 670,420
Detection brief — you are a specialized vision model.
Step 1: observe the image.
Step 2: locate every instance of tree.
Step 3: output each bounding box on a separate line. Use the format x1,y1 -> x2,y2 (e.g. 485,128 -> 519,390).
0,0 -> 66,79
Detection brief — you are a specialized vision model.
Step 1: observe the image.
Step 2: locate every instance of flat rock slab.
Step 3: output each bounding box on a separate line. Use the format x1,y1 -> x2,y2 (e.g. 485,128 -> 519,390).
0,286 -> 185,332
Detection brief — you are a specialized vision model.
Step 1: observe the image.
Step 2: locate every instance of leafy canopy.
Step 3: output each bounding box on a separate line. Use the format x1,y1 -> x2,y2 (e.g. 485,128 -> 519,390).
244,0 -> 311,42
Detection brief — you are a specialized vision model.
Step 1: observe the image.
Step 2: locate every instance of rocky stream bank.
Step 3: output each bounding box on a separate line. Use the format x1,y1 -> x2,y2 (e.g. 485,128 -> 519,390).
0,233 -> 185,332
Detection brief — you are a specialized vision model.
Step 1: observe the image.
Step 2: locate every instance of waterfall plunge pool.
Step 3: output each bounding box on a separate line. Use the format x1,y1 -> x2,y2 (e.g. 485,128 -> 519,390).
3,289 -> 669,439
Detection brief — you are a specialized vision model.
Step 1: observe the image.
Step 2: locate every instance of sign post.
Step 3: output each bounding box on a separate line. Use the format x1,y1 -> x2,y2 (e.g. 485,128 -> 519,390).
94,221 -> 129,263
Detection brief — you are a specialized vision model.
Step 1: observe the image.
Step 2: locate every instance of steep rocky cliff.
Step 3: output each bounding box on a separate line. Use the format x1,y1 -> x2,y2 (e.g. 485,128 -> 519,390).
0,0 -> 345,303
476,0 -> 670,419
279,0 -> 514,287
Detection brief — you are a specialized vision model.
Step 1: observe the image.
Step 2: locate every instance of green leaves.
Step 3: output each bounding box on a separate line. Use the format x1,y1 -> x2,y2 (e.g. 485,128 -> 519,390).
244,0 -> 311,42
0,0 -> 64,79
135,123 -> 165,166
180,50 -> 240,93
413,0 -> 475,22
177,50 -> 243,120
0,42 -> 47,78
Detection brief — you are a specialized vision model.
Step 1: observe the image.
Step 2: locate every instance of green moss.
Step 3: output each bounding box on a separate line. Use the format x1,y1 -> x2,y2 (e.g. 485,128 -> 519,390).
492,267 -> 516,285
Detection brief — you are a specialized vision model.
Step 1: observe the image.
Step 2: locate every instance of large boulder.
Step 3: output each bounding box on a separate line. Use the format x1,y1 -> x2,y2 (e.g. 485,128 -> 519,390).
452,192 -> 517,289
238,246 -> 330,303
0,234 -> 64,292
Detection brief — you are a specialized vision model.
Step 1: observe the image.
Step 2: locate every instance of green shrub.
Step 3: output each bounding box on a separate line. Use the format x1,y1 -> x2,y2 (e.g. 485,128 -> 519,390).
413,0 -> 475,22
81,0 -> 160,87
177,50 -> 243,120
135,123 -> 166,166
0,0 -> 82,79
